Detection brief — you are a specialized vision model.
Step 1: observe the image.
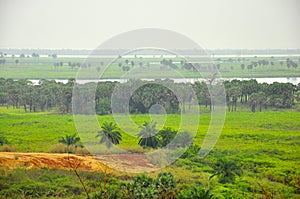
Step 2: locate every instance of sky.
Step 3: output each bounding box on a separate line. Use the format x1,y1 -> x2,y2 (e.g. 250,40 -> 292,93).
0,0 -> 299,49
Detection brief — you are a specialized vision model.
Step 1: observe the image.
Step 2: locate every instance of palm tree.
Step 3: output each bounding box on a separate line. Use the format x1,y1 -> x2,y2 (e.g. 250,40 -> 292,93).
249,92 -> 266,112
210,158 -> 242,183
96,122 -> 122,150
59,133 -> 81,147
240,64 -> 245,70
137,121 -> 159,148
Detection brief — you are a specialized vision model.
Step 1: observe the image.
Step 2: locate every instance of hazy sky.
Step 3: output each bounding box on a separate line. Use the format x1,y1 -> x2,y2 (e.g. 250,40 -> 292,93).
0,0 -> 299,49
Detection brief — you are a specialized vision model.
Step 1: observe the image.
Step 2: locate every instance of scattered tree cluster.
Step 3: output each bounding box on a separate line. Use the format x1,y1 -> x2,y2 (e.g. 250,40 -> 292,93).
0,78 -> 299,114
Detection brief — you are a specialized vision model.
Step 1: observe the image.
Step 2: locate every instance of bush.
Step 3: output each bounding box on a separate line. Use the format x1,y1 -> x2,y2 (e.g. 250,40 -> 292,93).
0,168 -> 84,198
50,143 -> 89,154
168,131 -> 193,149
0,144 -> 16,152
90,185 -> 122,199
177,186 -> 213,199
156,172 -> 176,199
0,135 -> 8,146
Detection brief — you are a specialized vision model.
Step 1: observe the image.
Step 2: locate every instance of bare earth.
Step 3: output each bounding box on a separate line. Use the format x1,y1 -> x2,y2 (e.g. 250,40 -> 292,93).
0,152 -> 158,174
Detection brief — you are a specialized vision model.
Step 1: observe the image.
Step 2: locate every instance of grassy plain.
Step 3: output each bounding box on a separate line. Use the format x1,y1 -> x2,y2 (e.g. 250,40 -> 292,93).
0,107 -> 299,197
0,56 -> 299,79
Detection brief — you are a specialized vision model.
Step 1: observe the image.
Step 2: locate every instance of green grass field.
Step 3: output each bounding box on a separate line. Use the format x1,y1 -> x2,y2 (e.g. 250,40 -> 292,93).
0,107 -> 299,197
0,56 -> 299,79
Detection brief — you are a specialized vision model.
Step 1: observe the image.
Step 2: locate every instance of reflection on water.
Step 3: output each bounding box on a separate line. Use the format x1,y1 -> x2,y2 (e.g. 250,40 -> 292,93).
28,77 -> 300,85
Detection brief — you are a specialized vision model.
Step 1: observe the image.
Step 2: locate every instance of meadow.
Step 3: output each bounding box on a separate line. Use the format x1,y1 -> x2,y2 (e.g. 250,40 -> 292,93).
0,55 -> 300,79
0,107 -> 299,198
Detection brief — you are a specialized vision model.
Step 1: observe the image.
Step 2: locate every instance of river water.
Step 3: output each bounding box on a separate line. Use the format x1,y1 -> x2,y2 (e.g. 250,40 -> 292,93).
29,77 -> 300,85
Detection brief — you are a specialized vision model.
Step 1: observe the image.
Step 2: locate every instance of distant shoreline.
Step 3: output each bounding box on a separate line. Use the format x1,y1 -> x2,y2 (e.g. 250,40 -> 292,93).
1,48 -> 300,56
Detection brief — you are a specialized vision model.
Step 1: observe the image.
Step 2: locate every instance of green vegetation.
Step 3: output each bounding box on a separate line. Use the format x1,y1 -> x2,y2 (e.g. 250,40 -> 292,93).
0,136 -> 8,146
137,121 -> 160,149
210,158 -> 243,184
0,54 -> 299,79
0,107 -> 299,198
0,75 -> 299,198
1,78 -> 299,116
0,169 -> 214,199
96,122 -> 122,150
59,134 -> 81,147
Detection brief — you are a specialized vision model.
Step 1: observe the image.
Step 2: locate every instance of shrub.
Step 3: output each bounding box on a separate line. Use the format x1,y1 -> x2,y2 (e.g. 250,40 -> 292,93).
156,172 -> 177,199
90,185 -> 122,199
50,143 -> 89,154
168,131 -> 193,149
0,136 -> 8,146
210,158 -> 243,184
177,186 -> 214,199
0,144 -> 16,152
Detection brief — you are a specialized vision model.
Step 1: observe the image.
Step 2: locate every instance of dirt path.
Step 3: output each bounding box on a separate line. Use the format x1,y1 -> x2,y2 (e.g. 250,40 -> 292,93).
0,152 -> 158,173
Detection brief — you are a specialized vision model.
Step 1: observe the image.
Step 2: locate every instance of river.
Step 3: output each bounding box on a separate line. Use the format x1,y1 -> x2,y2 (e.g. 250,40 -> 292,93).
28,77 -> 300,85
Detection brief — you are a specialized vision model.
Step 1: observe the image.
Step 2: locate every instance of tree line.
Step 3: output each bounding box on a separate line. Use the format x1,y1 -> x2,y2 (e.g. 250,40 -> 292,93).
0,78 -> 299,114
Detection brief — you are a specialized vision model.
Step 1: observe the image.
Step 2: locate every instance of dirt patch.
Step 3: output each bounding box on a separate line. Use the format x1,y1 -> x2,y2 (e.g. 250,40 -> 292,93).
96,154 -> 158,173
0,152 -> 158,173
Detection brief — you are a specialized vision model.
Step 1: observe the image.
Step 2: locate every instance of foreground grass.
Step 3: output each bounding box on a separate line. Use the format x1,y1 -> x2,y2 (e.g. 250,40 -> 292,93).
0,107 -> 299,198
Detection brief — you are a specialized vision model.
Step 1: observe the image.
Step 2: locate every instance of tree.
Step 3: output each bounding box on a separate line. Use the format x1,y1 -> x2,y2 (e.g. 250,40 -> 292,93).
210,158 -> 242,183
249,91 -> 267,112
279,61 -> 284,67
247,64 -> 253,72
240,64 -> 245,70
137,121 -> 159,148
96,122 -> 122,150
158,127 -> 177,147
226,85 -> 242,112
130,60 -> 135,67
139,62 -> 143,68
59,133 -> 81,147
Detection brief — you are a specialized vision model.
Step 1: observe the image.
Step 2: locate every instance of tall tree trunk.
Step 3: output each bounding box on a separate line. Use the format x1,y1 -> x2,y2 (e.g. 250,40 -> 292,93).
23,104 -> 27,112
251,104 -> 256,113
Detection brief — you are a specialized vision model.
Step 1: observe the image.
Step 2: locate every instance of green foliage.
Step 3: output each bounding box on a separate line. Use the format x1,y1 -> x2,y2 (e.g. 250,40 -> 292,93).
156,172 -> 177,199
123,174 -> 158,199
89,185 -> 122,199
119,172 -> 177,199
0,135 -> 8,146
0,168 -> 84,198
180,145 -> 201,159
96,98 -> 111,115
0,108 -> 299,197
96,122 -> 122,150
168,131 -> 193,149
58,133 -> 81,147
0,55 -> 300,79
158,127 -> 177,147
137,121 -> 160,149
210,158 -> 243,184
177,186 -> 213,199
129,83 -> 180,114
0,78 -> 298,115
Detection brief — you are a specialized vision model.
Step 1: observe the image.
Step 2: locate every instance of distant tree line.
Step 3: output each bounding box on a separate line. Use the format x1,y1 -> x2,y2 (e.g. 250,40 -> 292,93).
0,78 -> 299,114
